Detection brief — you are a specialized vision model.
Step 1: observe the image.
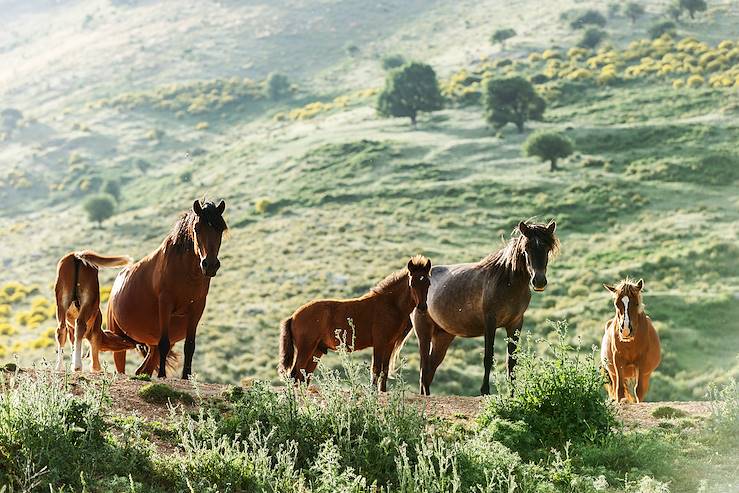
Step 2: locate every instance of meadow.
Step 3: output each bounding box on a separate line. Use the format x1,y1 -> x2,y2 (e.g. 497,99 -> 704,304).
0,2 -> 737,396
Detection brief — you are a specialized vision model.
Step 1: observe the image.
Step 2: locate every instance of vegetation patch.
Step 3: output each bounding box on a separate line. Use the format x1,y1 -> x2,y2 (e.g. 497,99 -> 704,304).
653,406 -> 689,419
138,383 -> 194,404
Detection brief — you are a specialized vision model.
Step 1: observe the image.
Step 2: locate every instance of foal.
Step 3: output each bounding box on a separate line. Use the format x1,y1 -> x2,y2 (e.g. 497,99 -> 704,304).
279,256 -> 432,391
54,251 -> 137,372
601,279 -> 661,403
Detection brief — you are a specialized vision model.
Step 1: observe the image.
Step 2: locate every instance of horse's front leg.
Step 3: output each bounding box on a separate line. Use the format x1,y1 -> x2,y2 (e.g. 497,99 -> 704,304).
157,297 -> 174,379
412,309 -> 432,395
481,313 -> 497,395
182,299 -> 206,380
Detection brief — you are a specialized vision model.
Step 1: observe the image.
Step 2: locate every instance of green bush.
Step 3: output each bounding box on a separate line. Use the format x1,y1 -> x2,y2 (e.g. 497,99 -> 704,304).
381,54 -> 406,70
265,72 -> 291,100
479,323 -> 617,448
138,383 -> 194,404
679,0 -> 707,19
83,193 -> 116,226
569,10 -> 607,30
523,130 -> 574,171
625,2 -> 646,23
490,28 -> 516,48
648,21 -> 677,39
578,27 -> 607,49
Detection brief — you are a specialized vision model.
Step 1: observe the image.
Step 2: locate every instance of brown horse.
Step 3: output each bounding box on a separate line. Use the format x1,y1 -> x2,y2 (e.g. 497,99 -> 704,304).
279,256 -> 432,391
412,220 -> 559,395
601,279 -> 661,403
106,200 -> 227,378
54,251 -> 137,372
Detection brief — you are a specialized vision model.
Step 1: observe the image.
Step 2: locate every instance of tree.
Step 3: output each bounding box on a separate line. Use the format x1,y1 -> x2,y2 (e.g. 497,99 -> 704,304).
523,131 -> 574,172
84,194 -> 116,226
381,54 -> 406,70
648,21 -> 677,39
679,0 -> 707,19
578,28 -> 607,49
624,2 -> 646,24
490,28 -> 516,49
376,62 -> 443,126
569,10 -> 607,29
265,73 -> 291,100
482,76 -> 545,133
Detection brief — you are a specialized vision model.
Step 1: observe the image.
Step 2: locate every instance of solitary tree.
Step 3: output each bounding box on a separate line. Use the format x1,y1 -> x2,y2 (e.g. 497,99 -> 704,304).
523,131 -> 574,172
490,28 -> 516,49
84,194 -> 116,226
578,28 -> 608,49
265,73 -> 291,100
376,62 -> 443,126
624,2 -> 646,24
100,179 -> 121,201
679,0 -> 707,19
482,76 -> 545,133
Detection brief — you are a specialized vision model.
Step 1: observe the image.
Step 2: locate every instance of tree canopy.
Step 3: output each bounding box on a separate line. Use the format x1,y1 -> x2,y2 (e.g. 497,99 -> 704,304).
523,131 -> 574,171
482,76 -> 545,133
376,62 -> 443,126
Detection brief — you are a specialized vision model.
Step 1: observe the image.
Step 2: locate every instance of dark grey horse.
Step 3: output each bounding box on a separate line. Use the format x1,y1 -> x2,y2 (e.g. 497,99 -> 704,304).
412,220 -> 559,395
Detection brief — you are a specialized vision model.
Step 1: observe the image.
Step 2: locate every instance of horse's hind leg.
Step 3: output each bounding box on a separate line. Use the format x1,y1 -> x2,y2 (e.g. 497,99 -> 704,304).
72,298 -> 95,372
412,309 -> 433,395
136,345 -> 159,376
54,295 -> 71,371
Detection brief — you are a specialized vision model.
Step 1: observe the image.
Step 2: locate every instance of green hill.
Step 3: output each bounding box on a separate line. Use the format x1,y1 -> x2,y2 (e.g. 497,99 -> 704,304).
0,0 -> 737,400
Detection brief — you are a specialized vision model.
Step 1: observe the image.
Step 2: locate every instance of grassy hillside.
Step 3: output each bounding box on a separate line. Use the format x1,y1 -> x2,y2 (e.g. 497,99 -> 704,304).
0,0 -> 737,402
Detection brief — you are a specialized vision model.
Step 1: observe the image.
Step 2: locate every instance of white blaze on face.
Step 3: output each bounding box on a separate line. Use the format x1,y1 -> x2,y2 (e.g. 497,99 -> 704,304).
621,296 -> 631,337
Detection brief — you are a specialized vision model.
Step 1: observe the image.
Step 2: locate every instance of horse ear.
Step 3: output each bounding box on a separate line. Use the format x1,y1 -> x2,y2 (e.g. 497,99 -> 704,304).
193,200 -> 203,215
636,279 -> 644,290
216,200 -> 225,214
424,258 -> 432,272
407,259 -> 416,272
546,220 -> 556,234
603,283 -> 616,293
518,221 -> 531,236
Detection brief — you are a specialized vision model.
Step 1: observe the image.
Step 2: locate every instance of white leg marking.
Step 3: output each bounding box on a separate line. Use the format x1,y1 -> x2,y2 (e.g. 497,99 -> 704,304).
621,296 -> 630,337
56,348 -> 64,371
72,337 -> 83,371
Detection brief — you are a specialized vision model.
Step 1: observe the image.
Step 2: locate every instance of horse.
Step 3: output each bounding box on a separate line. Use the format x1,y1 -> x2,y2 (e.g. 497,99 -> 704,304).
412,220 -> 558,395
106,200 -> 227,378
279,255 -> 432,392
601,279 -> 661,403
54,251 -> 137,372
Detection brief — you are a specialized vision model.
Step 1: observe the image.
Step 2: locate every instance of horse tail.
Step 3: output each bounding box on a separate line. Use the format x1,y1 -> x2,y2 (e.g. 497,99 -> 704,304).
98,329 -> 139,352
136,345 -> 180,373
74,251 -> 133,269
389,317 -> 414,375
279,317 -> 295,375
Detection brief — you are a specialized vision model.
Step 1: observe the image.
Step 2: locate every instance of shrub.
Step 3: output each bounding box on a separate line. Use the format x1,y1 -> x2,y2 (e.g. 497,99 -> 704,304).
479,322 -> 617,448
376,62 -> 443,126
652,406 -> 688,419
138,383 -> 194,404
578,28 -> 607,49
490,28 -> 516,48
254,198 -> 271,214
381,54 -> 406,70
523,131 -> 574,171
482,76 -> 545,133
569,10 -> 607,30
265,72 -> 291,100
686,74 -> 704,87
83,194 -> 116,226
195,121 -> 209,130
648,21 -> 677,40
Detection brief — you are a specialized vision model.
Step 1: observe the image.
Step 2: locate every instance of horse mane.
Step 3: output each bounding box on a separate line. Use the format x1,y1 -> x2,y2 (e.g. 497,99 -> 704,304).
371,255 -> 428,295
611,278 -> 645,312
477,222 -> 560,274
167,201 -> 228,254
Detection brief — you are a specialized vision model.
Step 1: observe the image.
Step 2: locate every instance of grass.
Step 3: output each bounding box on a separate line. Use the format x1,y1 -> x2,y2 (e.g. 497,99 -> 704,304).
652,406 -> 688,419
137,383 -> 194,405
1,347 -> 736,492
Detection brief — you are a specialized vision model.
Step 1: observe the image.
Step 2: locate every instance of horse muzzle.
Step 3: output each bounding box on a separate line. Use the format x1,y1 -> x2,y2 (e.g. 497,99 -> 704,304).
417,302 -> 428,312
201,258 -> 221,277
531,277 -> 547,292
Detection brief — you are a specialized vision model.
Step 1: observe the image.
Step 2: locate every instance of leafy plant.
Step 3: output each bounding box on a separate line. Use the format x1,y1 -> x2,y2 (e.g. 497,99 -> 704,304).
482,76 -> 545,132
377,62 -> 443,126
